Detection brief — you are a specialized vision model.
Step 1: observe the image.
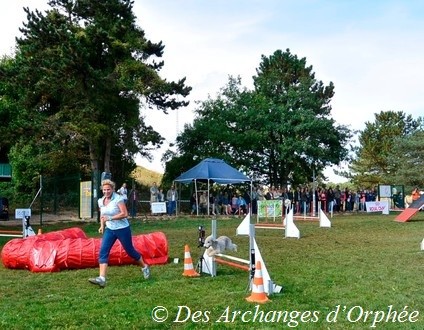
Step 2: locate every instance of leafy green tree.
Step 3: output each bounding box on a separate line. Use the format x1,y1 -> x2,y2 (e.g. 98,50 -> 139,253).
348,111 -> 422,188
173,76 -> 250,175
174,50 -> 350,187
386,130 -> 424,191
0,0 -> 191,192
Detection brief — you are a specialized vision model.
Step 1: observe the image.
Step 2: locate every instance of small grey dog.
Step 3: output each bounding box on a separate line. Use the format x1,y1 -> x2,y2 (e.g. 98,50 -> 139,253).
203,235 -> 237,257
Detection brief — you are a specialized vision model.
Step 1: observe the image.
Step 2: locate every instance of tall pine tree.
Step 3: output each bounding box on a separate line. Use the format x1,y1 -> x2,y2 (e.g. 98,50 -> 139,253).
1,0 -> 191,190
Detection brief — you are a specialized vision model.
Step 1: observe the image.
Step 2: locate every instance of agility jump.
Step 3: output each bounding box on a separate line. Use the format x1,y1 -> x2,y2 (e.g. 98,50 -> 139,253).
295,207 -> 332,228
254,206 -> 301,238
0,209 -> 36,238
201,215 -> 282,295
200,219 -> 255,278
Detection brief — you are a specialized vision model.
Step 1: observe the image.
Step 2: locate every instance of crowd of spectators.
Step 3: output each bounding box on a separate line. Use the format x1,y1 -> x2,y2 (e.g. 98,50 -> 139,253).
121,181 -> 420,217
274,185 -> 379,215
189,185 -> 252,216
188,184 -> 379,216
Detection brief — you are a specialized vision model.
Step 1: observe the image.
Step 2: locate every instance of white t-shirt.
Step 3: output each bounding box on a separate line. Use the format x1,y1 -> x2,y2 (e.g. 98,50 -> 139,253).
98,192 -> 129,230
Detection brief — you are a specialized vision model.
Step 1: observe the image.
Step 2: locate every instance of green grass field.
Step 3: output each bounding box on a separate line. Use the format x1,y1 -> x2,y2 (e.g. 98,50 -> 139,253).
1,212 -> 423,329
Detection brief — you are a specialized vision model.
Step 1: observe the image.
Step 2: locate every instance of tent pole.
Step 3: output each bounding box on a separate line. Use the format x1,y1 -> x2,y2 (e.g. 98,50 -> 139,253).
250,180 -> 253,215
177,182 -> 181,216
195,180 -> 199,216
207,179 -> 210,216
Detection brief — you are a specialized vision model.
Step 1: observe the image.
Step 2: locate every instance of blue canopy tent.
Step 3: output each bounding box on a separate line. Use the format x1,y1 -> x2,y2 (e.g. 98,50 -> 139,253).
174,158 -> 252,215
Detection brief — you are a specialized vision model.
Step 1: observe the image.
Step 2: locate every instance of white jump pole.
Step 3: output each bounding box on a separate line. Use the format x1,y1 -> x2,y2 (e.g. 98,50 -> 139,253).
215,254 -> 250,265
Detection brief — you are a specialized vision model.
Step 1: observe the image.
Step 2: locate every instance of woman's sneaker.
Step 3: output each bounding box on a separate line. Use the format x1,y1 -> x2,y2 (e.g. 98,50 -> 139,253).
142,266 -> 150,279
89,277 -> 106,288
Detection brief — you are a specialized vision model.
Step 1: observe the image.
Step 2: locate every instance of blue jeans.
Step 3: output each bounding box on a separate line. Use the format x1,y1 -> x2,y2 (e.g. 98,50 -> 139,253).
168,201 -> 176,215
99,226 -> 141,264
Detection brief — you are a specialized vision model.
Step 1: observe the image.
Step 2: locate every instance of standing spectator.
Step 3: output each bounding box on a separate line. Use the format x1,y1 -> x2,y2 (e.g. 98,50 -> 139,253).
166,185 -> 178,216
216,191 -> 225,215
251,186 -> 259,215
243,190 -> 251,214
128,187 -> 139,218
294,186 -> 301,214
340,189 -> 346,212
359,190 -> 366,211
199,192 -> 207,215
300,187 -> 309,214
272,186 -> 280,199
257,186 -> 265,202
365,189 -> 374,203
354,190 -> 360,212
223,184 -> 232,203
265,188 -> 273,200
149,182 -> 159,215
221,191 -> 231,215
345,188 -> 352,212
190,193 -> 198,215
210,192 -> 221,215
309,187 -> 316,214
327,188 -> 335,213
287,187 -> 294,211
208,192 -> 215,215
320,188 -> 327,211
280,187 -> 289,215
334,186 -> 341,212
150,182 -> 158,203
371,189 -> 376,201
157,188 -> 165,202
117,183 -> 128,205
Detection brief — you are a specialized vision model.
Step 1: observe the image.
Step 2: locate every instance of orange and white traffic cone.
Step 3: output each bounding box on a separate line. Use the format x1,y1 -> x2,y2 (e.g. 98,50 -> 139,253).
246,260 -> 270,303
182,244 -> 200,277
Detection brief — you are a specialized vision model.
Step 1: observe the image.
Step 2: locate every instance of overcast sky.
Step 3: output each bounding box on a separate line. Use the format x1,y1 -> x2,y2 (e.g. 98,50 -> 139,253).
1,1 -> 423,182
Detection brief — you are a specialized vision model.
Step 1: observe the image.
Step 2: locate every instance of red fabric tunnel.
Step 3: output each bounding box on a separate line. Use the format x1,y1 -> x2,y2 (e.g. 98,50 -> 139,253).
1,227 -> 169,272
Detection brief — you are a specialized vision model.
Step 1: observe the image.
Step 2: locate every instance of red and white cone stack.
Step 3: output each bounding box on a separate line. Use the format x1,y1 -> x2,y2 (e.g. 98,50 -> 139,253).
246,260 -> 270,303
182,244 -> 200,277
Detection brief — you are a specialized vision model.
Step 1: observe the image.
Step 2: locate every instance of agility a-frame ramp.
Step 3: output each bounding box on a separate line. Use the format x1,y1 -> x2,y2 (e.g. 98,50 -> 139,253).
395,194 -> 424,222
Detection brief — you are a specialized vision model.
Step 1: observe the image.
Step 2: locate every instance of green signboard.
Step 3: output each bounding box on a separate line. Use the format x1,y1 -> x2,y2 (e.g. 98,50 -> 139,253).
257,200 -> 283,219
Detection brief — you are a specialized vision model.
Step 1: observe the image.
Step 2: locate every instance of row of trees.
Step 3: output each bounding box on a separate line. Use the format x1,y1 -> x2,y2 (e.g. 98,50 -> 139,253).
0,0 -> 422,204
162,50 -> 352,188
161,53 -> 423,191
0,0 -> 190,199
346,111 -> 424,191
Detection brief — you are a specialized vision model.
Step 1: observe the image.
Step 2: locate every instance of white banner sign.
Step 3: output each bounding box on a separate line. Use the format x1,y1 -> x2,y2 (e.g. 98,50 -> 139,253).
15,208 -> 31,219
151,202 -> 167,214
365,201 -> 389,215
